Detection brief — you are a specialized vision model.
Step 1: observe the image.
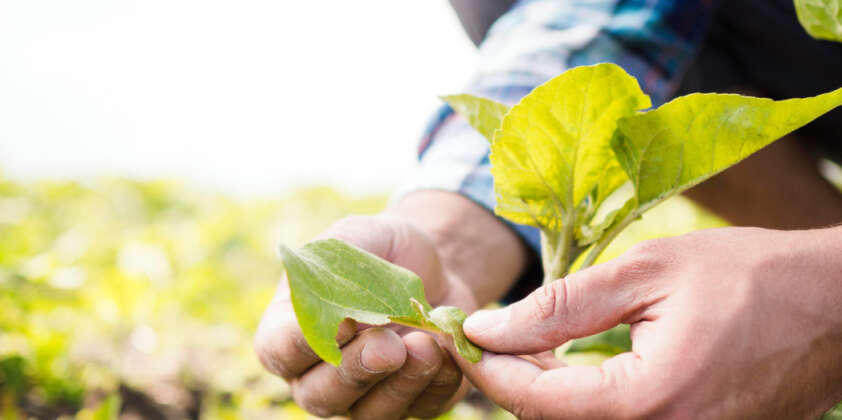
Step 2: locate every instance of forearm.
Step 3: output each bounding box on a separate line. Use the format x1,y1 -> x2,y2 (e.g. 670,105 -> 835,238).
386,190 -> 529,306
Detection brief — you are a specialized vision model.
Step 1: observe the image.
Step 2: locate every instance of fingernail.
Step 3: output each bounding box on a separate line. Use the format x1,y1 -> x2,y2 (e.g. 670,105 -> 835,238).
360,330 -> 405,373
464,308 -> 508,336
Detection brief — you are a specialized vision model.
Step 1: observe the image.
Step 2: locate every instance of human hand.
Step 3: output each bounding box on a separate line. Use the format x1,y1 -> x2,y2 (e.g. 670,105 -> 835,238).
254,215 -> 476,419
452,227 -> 842,419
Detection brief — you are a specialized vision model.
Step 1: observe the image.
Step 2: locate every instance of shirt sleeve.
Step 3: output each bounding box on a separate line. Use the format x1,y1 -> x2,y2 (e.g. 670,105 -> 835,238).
395,0 -> 717,296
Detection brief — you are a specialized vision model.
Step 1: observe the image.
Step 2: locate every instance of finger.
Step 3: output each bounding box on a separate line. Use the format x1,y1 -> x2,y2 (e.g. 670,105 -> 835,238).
463,249 -> 664,354
292,327 -> 407,418
447,341 -> 640,420
521,351 -> 566,370
254,296 -> 357,379
349,332 -> 443,420
405,346 -> 464,418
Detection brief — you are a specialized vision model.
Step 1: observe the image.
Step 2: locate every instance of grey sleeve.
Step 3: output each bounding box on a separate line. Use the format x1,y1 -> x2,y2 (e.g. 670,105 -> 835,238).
448,0 -> 517,46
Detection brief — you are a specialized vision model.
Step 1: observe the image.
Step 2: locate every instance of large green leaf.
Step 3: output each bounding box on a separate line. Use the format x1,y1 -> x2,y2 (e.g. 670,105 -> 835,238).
612,88 -> 842,213
280,239 -> 481,365
489,63 -> 651,231
795,0 -> 842,42
441,94 -> 510,143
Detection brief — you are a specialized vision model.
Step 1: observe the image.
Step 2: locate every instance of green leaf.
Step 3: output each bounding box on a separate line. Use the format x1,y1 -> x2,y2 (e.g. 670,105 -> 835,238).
490,63 -> 651,231
441,94 -> 510,142
429,306 -> 482,363
280,239 -> 480,365
612,88 -> 842,214
795,0 -> 842,42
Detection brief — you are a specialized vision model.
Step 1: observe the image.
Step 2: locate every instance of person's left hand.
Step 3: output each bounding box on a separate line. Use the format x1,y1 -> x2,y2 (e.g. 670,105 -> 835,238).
448,227 -> 842,420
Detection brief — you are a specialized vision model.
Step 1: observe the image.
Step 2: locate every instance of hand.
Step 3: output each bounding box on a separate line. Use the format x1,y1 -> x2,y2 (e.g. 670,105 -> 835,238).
451,227 -> 842,420
254,214 -> 477,419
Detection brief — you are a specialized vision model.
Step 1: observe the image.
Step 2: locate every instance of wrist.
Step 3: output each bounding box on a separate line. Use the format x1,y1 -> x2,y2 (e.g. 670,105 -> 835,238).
386,190 -> 529,306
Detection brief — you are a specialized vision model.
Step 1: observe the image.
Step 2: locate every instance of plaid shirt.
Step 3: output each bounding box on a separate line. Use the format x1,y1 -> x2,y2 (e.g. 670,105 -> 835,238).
398,0 -> 717,254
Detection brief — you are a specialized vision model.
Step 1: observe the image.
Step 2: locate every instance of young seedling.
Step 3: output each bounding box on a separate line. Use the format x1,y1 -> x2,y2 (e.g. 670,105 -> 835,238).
444,63 -> 842,284
281,63 -> 842,365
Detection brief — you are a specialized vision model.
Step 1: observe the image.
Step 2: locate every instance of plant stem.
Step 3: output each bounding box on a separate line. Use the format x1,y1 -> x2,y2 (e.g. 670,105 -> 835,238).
541,212 -> 578,284
390,318 -> 443,334
540,231 -> 560,285
578,211 -> 637,271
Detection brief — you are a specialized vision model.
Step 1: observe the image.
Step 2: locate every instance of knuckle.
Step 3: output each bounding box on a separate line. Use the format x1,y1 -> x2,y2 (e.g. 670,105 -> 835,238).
379,378 -> 418,402
253,327 -> 294,379
401,334 -> 443,379
407,387 -> 460,420
509,390 -> 542,420
292,386 -> 343,418
429,359 -> 461,388
291,330 -> 319,360
337,362 -> 378,391
528,281 -> 569,324
618,240 -> 671,281
253,316 -> 318,380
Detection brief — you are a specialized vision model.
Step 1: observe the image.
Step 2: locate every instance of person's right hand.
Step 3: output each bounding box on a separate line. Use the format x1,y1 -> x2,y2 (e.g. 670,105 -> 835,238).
254,215 -> 478,419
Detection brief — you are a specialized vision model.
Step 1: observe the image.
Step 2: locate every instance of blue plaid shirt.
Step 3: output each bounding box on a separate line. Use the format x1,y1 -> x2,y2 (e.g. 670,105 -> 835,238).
399,0 -> 716,254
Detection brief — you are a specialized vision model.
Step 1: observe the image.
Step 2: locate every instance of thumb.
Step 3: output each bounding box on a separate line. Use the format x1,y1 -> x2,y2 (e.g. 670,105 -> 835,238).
463,257 -> 656,354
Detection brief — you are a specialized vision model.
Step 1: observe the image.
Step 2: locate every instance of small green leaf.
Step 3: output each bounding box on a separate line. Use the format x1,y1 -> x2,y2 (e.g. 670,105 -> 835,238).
280,239 -> 480,365
612,88 -> 842,214
577,198 -> 635,247
429,306 -> 482,363
795,0 -> 842,42
490,63 -> 651,231
441,94 -> 510,142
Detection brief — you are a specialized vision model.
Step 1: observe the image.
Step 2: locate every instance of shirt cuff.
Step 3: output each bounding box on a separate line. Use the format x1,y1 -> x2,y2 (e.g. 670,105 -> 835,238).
393,112 -> 544,302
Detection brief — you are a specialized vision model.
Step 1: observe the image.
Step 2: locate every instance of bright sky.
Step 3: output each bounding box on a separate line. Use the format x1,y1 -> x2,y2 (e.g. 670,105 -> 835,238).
0,1 -> 478,196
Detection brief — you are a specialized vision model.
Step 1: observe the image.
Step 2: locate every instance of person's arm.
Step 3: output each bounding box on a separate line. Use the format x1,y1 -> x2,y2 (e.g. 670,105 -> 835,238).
399,0 -> 720,299
453,225 -> 842,419
686,134 -> 842,229
254,191 -> 527,419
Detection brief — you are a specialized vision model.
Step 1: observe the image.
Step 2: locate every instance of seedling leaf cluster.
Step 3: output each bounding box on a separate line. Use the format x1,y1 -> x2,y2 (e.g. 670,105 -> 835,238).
444,63 -> 842,282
